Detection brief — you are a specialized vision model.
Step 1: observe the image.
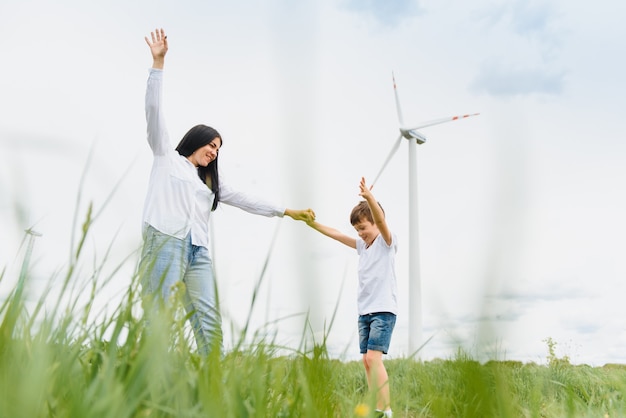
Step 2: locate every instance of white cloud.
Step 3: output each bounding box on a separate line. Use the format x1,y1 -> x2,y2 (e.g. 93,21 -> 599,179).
471,64 -> 566,96
342,0 -> 422,27
469,0 -> 567,97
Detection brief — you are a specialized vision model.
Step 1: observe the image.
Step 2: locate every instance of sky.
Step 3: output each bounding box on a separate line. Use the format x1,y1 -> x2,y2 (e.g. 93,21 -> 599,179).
1,0 -> 625,365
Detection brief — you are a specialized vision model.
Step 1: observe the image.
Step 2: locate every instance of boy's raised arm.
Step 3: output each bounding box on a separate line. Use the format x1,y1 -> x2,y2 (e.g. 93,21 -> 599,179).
359,177 -> 392,246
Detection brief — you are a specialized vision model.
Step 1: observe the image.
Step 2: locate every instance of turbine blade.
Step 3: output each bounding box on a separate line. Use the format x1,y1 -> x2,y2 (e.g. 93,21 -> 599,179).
393,73 -> 405,126
371,134 -> 403,187
403,113 -> 480,131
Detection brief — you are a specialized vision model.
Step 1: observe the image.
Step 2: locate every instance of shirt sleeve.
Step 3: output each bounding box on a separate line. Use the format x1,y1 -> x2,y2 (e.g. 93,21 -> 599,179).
219,181 -> 286,218
145,68 -> 171,156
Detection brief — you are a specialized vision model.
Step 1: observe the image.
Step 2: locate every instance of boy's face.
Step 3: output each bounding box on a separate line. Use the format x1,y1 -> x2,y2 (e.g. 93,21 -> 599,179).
353,218 -> 379,247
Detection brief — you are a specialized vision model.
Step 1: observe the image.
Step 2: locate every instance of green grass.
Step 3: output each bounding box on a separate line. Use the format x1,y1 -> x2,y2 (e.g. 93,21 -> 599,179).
2,212 -> 626,417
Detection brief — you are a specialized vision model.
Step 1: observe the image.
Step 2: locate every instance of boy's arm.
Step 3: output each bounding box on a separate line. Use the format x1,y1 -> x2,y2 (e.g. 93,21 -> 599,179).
359,177 -> 392,246
306,221 -> 357,249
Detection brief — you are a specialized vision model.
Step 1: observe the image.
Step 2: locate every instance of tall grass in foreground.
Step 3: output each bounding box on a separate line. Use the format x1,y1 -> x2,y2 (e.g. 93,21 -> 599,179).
2,214 -> 626,418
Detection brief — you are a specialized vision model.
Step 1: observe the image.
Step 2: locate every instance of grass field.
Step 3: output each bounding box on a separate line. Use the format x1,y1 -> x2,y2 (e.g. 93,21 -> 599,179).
2,219 -> 626,417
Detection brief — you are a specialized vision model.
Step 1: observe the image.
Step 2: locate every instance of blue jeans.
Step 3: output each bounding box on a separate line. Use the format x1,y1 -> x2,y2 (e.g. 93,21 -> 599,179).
138,225 -> 222,356
358,312 -> 396,354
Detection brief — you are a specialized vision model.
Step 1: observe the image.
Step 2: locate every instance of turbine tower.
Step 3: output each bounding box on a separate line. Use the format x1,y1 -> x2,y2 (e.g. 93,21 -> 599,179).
372,74 -> 479,357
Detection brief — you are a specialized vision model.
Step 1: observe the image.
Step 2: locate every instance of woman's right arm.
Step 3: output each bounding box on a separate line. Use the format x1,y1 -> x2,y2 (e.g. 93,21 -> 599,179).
144,29 -> 170,156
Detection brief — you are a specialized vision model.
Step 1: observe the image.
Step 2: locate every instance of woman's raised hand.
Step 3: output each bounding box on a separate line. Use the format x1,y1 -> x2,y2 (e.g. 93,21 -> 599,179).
145,28 -> 168,68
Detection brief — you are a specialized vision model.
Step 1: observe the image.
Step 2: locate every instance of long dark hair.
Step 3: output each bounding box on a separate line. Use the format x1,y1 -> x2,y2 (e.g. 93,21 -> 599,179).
175,124 -> 222,211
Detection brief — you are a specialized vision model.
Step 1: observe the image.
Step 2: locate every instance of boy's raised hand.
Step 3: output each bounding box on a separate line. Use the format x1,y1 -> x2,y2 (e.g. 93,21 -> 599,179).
358,177 -> 375,201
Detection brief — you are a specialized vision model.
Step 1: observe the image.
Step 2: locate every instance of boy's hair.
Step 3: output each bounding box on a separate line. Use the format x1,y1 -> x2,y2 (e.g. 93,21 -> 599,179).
350,200 -> 385,225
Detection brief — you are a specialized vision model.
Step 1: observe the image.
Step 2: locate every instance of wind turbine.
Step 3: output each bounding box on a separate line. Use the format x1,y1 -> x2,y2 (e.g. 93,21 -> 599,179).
371,74 -> 479,358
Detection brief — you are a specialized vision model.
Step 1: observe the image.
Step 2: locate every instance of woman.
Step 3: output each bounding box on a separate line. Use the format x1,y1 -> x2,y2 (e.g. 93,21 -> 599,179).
139,28 -> 315,356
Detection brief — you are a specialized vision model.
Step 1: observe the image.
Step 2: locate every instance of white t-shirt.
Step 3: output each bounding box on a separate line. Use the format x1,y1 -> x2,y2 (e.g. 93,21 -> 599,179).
142,68 -> 285,248
355,233 -> 398,315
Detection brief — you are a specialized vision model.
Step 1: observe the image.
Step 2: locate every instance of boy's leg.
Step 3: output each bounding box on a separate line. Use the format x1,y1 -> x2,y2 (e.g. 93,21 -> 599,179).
364,349 -> 390,411
358,312 -> 396,413
358,315 -> 372,387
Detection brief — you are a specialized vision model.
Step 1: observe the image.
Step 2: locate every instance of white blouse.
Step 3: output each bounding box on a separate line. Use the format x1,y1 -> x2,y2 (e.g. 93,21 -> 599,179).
142,68 -> 285,248
356,233 -> 399,316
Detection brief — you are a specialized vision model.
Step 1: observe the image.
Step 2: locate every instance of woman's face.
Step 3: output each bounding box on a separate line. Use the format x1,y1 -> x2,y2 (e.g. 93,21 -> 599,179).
189,137 -> 221,167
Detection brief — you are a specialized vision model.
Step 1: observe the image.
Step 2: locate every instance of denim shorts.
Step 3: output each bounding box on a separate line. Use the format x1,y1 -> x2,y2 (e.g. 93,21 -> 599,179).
358,312 -> 396,354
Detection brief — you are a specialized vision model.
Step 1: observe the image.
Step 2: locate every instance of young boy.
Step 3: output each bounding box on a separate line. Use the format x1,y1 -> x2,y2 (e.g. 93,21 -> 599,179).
307,177 -> 397,418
